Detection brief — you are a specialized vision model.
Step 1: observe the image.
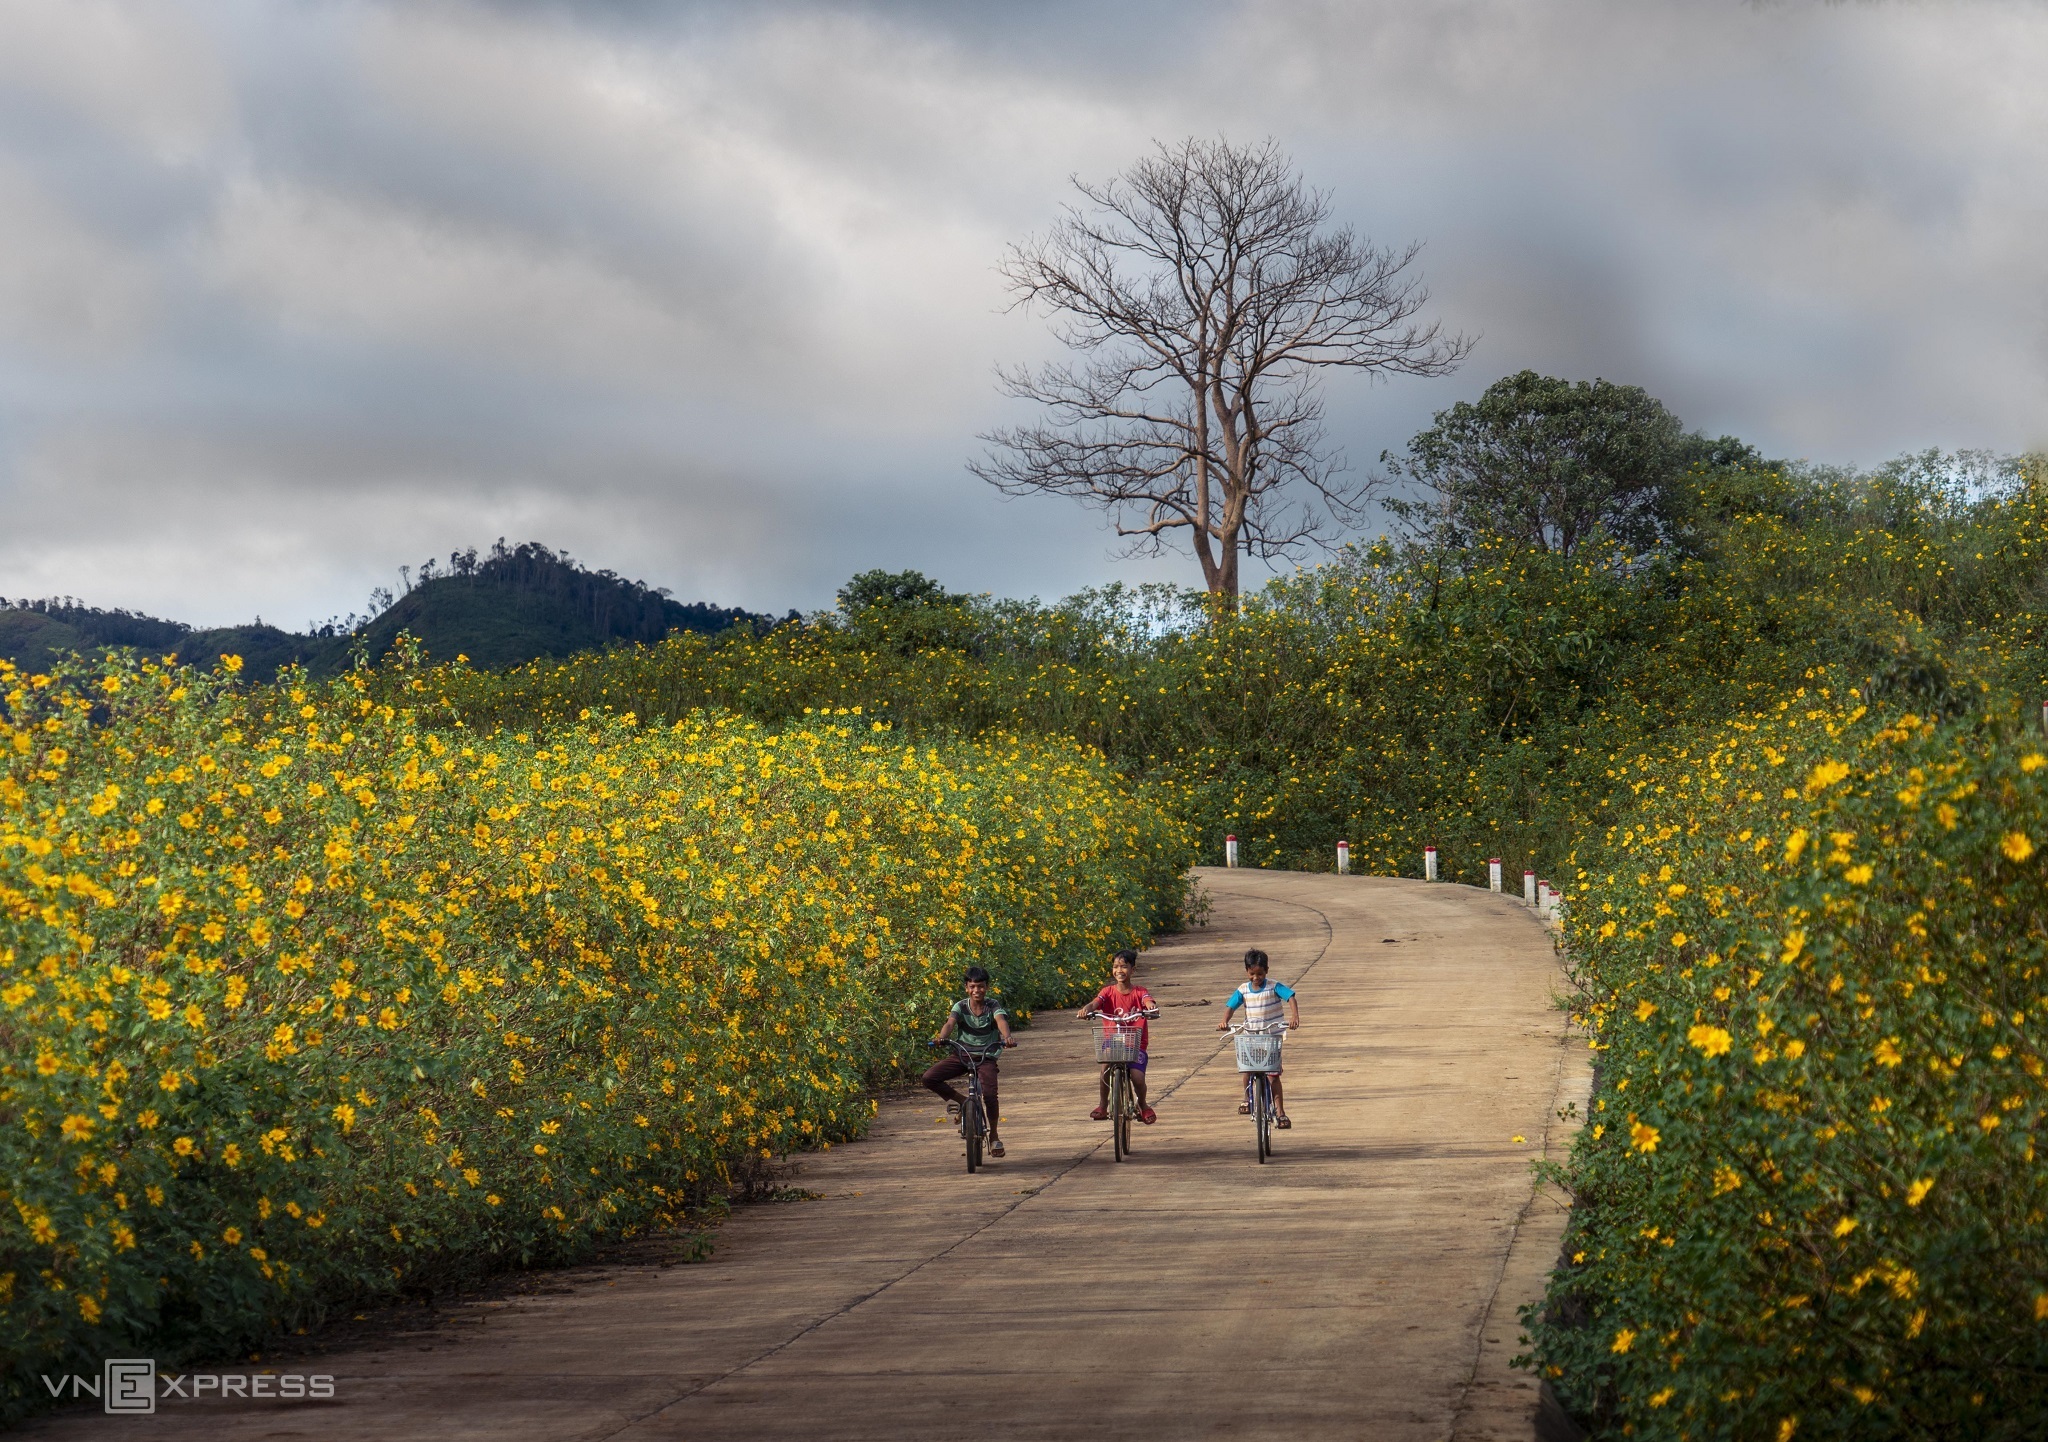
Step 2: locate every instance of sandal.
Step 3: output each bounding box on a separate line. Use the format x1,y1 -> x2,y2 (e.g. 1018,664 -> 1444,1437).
1088,1106 -> 1108,1121
1139,1107 -> 1157,1125
988,1138 -> 1005,1157
1237,1102 -> 1251,1115
1274,1114 -> 1292,1129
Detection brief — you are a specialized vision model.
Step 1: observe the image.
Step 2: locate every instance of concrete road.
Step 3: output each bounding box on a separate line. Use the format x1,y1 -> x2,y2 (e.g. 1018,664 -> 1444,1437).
30,869 -> 1587,1441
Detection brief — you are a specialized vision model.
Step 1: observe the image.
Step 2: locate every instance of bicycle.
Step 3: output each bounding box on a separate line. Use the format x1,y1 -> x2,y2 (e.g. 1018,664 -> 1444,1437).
928,1037 -> 1006,1173
1080,1007 -> 1153,1162
1228,1020 -> 1288,1162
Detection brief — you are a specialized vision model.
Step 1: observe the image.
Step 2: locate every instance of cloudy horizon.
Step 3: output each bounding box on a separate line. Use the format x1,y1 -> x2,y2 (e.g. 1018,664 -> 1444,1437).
2,0 -> 2045,628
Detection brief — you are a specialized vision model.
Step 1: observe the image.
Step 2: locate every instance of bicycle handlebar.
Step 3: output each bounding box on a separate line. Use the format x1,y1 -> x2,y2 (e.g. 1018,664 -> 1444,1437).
928,1037 -> 1013,1055
1227,1021 -> 1289,1035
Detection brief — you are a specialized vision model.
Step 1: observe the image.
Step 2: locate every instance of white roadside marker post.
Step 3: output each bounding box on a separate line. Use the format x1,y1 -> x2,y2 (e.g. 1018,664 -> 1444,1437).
1523,869 -> 1537,906
1538,879 -> 1554,918
1424,845 -> 1439,882
1336,840 -> 1350,875
1225,833 -> 1239,869
1488,857 -> 1502,892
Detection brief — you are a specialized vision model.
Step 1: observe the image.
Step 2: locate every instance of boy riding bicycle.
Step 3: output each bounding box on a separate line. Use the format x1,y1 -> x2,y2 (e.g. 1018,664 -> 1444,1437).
924,966 -> 1015,1157
1077,948 -> 1160,1124
1216,948 -> 1301,1128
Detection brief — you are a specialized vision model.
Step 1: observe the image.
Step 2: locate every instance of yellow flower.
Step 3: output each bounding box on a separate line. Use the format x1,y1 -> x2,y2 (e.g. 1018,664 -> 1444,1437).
1610,1327 -> 1636,1354
2001,831 -> 2035,863
1905,1177 -> 1934,1207
78,1295 -> 101,1324
1629,1121 -> 1659,1154
1669,932 -> 1687,948
333,1102 -> 357,1133
1635,1000 -> 1657,1021
1687,1024 -> 1733,1058
1833,1216 -> 1857,1238
1843,863 -> 1873,885
172,1136 -> 196,1156
223,1227 -> 243,1245
1806,756 -> 1855,793
1874,1038 -> 1903,1068
59,1114 -> 95,1143
1711,1165 -> 1743,1195
1648,1388 -> 1674,1407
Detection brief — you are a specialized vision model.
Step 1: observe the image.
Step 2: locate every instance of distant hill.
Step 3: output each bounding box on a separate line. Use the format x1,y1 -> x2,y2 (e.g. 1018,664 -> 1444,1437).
0,600 -> 193,671
347,542 -> 775,671
0,543 -> 778,678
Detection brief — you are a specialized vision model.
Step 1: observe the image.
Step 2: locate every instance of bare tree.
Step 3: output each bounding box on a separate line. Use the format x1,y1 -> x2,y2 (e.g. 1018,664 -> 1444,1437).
973,137 -> 1469,601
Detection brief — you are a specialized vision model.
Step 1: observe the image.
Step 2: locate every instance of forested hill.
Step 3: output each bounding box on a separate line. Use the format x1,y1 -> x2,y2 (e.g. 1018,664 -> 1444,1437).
0,542 -> 777,678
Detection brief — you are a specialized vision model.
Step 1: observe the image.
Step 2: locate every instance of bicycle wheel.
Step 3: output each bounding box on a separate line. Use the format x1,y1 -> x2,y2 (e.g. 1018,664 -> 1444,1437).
1254,1074 -> 1270,1163
964,1092 -> 983,1173
1111,1068 -> 1128,1162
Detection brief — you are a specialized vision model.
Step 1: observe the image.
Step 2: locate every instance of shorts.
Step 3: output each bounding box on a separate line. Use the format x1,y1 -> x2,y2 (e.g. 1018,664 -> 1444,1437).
1103,1049 -> 1148,1073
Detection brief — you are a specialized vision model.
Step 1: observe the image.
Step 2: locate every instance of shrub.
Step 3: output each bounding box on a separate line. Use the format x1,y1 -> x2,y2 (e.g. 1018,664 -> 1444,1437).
1529,689 -> 2048,1437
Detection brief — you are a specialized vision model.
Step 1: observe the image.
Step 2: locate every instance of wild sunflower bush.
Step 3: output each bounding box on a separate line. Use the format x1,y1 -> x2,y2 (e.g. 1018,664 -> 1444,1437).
1530,687 -> 2048,1437
0,651 -> 1189,1419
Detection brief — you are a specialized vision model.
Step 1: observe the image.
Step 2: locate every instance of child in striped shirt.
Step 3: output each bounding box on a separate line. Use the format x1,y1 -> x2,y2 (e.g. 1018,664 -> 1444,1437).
1216,948 -> 1301,1127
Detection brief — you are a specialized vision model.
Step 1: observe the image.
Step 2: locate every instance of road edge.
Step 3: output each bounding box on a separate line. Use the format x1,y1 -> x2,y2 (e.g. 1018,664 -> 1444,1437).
1448,939 -> 1592,1441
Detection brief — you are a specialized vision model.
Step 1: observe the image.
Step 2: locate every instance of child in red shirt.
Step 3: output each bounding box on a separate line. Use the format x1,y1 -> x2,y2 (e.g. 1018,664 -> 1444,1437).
1077,949 -> 1160,1124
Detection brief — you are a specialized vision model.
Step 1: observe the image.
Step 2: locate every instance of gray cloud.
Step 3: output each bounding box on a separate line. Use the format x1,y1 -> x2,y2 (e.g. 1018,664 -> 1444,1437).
2,0 -> 2044,624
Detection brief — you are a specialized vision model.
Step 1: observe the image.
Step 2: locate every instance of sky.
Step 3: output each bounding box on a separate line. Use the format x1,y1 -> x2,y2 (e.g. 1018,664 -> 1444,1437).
1,0 -> 2044,627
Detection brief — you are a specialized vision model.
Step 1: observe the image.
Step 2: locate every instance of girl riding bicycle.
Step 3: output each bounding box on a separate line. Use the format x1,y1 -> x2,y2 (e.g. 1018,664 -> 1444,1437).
1217,948 -> 1301,1128
1078,948 -> 1160,1124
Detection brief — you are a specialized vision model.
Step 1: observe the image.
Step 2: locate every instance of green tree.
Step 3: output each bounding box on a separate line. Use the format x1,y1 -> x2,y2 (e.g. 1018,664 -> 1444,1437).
1386,370 -> 1692,557
834,569 -> 958,613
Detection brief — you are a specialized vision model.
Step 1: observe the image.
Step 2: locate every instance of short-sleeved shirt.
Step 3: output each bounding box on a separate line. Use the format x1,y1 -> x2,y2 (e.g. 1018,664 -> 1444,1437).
1089,984 -> 1156,1051
1225,979 -> 1294,1031
950,997 -> 1008,1055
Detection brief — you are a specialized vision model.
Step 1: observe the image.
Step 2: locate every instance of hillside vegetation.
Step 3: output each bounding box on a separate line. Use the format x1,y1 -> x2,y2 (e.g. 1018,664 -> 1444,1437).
0,543 -> 770,680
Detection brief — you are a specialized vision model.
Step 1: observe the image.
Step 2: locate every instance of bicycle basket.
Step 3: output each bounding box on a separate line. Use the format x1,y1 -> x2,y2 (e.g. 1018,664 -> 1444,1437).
1235,1032 -> 1283,1072
1097,1030 -> 1141,1065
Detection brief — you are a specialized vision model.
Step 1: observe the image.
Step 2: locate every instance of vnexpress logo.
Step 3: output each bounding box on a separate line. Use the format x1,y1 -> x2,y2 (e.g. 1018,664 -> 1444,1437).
40,1359 -> 337,1413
